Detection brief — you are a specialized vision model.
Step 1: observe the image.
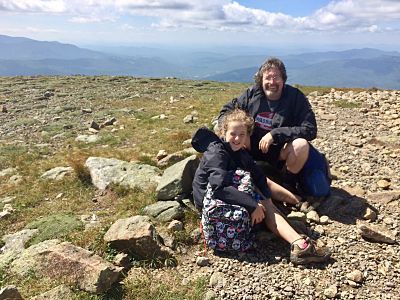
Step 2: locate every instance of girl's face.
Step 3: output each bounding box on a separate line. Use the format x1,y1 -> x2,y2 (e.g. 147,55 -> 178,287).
225,121 -> 248,152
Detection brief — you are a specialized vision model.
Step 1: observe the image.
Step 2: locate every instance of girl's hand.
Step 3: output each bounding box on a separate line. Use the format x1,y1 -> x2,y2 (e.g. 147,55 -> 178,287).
251,203 -> 266,226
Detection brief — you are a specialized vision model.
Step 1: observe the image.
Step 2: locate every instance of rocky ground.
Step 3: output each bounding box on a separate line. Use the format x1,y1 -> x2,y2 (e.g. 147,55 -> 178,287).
132,89 -> 400,300
1,77 -> 400,299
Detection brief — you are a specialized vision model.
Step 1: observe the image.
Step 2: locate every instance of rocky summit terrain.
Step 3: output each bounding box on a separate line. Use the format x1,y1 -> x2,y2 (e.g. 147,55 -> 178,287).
137,89 -> 400,300
0,76 -> 400,300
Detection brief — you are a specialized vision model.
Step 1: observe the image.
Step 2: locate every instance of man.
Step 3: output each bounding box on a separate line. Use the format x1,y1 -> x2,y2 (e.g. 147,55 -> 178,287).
218,57 -> 329,198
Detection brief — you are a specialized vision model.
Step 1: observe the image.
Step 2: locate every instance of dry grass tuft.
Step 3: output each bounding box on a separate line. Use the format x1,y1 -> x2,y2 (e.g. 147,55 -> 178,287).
68,152 -> 92,186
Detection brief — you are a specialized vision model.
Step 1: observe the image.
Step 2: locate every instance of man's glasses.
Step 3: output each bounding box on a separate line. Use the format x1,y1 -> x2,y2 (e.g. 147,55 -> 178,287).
264,75 -> 282,82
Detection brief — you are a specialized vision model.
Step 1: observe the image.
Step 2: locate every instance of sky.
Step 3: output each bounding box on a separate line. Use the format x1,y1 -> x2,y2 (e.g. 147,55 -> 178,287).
1,0 -> 400,51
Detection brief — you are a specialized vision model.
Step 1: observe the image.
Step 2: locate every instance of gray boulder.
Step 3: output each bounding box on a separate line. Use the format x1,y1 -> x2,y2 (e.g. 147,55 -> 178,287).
75,134 -> 100,143
104,215 -> 172,259
85,157 -> 161,191
10,239 -> 122,294
0,229 -> 39,270
0,285 -> 23,300
142,201 -> 184,222
156,155 -> 199,200
0,167 -> 17,177
40,166 -> 73,180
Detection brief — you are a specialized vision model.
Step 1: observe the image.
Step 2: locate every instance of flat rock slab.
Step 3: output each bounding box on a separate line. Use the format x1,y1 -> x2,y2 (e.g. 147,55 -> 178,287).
357,222 -> 397,244
85,157 -> 161,191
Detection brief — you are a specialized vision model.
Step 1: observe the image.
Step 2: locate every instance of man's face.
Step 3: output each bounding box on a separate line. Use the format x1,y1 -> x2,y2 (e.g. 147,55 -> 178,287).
262,67 -> 284,101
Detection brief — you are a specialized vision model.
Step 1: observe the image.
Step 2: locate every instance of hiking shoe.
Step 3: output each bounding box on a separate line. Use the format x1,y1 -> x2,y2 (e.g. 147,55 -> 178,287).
290,237 -> 331,265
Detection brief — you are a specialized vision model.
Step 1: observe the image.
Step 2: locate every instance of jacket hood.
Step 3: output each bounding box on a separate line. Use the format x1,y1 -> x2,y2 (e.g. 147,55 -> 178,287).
191,127 -> 222,153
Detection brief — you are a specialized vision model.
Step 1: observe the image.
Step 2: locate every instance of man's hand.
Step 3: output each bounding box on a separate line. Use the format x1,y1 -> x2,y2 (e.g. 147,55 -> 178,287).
259,132 -> 273,154
251,203 -> 266,226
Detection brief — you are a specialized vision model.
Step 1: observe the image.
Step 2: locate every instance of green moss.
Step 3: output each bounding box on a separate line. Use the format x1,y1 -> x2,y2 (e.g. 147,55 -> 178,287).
333,100 -> 361,108
26,213 -> 83,245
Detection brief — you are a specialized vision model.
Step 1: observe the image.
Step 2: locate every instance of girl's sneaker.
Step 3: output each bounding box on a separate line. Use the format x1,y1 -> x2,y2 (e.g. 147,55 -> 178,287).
290,237 -> 331,265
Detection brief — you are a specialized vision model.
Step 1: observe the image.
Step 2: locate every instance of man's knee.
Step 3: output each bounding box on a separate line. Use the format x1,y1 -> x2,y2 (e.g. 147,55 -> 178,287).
292,138 -> 309,155
281,138 -> 310,173
280,138 -> 309,159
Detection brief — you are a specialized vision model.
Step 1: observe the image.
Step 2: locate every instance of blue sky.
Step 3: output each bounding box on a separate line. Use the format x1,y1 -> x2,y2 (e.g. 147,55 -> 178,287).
1,0 -> 400,51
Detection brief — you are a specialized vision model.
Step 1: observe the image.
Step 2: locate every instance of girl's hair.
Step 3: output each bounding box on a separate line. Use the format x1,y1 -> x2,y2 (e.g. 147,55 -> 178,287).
219,108 -> 254,137
254,57 -> 287,88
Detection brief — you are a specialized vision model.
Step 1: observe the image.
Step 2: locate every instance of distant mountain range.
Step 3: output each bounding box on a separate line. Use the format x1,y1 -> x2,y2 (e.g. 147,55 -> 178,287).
1,34 -> 400,89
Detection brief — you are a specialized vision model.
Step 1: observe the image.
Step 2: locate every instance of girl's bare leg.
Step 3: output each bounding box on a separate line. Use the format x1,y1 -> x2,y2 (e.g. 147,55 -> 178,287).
261,198 -> 303,245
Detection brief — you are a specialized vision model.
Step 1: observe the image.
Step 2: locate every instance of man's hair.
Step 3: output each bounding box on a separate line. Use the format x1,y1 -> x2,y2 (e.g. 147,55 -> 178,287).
219,108 -> 254,137
254,57 -> 287,87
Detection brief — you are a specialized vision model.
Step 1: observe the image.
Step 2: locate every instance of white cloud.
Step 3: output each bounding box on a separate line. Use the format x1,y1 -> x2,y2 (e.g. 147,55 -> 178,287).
0,0 -> 66,13
69,15 -> 115,24
1,0 -> 400,34
26,26 -> 60,33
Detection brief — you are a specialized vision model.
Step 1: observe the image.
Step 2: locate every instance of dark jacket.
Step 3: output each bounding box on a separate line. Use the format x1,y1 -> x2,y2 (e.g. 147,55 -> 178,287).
218,84 -> 317,160
191,128 -> 271,213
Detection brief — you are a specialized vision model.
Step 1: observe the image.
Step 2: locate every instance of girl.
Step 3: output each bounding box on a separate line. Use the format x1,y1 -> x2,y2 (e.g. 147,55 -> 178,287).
192,109 -> 330,265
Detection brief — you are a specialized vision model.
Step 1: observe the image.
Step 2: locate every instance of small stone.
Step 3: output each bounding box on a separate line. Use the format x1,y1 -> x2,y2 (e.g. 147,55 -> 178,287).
113,253 -> 131,270
347,280 -> 358,287
1,196 -> 16,204
8,175 -> 23,184
196,256 -> 210,267
306,210 -> 320,223
82,108 -> 92,113
55,193 -> 64,199
44,90 -> 54,98
3,204 -> 14,212
204,290 -> 217,300
303,277 -> 314,286
319,215 -> 330,224
346,270 -> 364,283
90,128 -> 101,135
89,120 -> 100,130
103,117 -> 117,126
168,220 -> 183,232
209,272 -> 225,287
299,201 -> 310,213
339,165 -> 350,173
383,217 -> 394,225
1,105 -> 7,113
324,285 -> 337,299
287,211 -> 306,222
377,179 -> 391,190
0,210 -> 11,219
156,150 -> 168,160
314,225 -> 325,235
183,114 -> 194,123
363,207 -> 377,221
